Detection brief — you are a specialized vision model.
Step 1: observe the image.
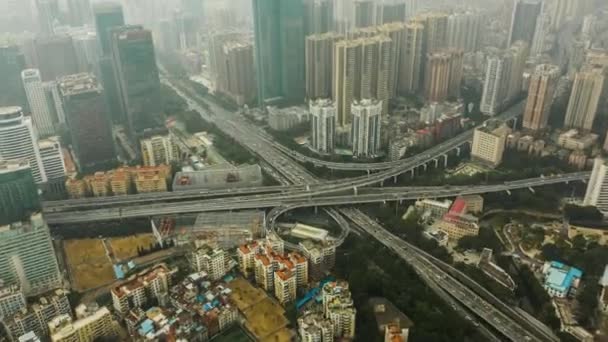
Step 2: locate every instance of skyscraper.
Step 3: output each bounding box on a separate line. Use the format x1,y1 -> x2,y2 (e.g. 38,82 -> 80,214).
506,41 -> 529,101
211,36 -> 257,106
94,3 -> 126,124
253,0 -> 306,105
447,11 -> 482,53
397,22 -> 424,95
94,2 -> 125,56
415,12 -> 448,55
351,99 -> 382,157
67,0 -> 92,26
305,32 -> 343,100
333,35 -> 392,126
584,157 -> 608,214
0,107 -> 46,183
110,26 -> 163,138
0,160 -> 40,226
523,64 -> 560,131
377,1 -> 407,24
0,46 -> 26,108
481,49 -> 514,115
508,0 -> 542,47
0,213 -> 62,296
58,73 -> 116,172
36,0 -> 60,36
305,0 -> 334,35
310,99 -> 336,154
423,50 -> 463,102
564,68 -> 605,131
377,23 -> 407,98
34,35 -> 79,82
21,69 -> 55,137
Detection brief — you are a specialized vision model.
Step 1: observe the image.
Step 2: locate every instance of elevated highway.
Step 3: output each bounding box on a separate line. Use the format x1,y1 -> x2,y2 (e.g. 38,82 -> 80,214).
44,172 -> 588,224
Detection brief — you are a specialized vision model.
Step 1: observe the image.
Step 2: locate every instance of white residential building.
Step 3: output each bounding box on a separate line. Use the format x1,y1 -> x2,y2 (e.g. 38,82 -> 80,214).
140,134 -> 179,167
21,69 -> 55,137
584,157 -> 608,215
309,99 -> 336,153
0,107 -> 47,183
351,99 -> 382,157
38,137 -> 67,181
191,245 -> 227,281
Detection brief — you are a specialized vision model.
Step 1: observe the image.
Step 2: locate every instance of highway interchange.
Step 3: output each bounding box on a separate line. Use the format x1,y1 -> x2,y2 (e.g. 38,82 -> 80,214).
47,74 -> 568,341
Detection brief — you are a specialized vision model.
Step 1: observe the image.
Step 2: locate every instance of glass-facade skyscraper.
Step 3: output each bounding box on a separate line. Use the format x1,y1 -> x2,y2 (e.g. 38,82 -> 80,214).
253,0 -> 305,106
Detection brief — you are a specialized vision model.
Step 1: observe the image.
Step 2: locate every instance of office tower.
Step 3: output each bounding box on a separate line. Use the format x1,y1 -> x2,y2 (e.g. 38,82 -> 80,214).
110,26 -> 163,138
351,99 -> 382,157
58,73 -> 116,172
94,2 -> 125,56
93,2 -> 124,123
0,213 -> 62,296
211,37 -> 257,106
564,68 -> 605,131
584,157 -> 608,214
34,35 -> 79,82
0,46 -> 26,108
67,0 -> 92,26
398,22 -> 424,95
333,36 -> 392,127
38,137 -> 66,182
424,50 -> 463,102
310,99 -> 336,153
508,0 -> 542,46
21,69 -> 55,138
253,0 -> 306,106
306,32 -> 343,100
354,0 -> 376,28
480,49 -> 513,115
0,160 -> 41,226
506,41 -> 529,100
36,0 -> 60,36
523,64 -> 560,131
72,31 -> 99,73
471,120 -> 510,167
172,10 -> 199,51
0,107 -> 46,184
447,11 -> 482,53
49,306 -> 117,342
140,134 -> 179,167
305,0 -> 334,35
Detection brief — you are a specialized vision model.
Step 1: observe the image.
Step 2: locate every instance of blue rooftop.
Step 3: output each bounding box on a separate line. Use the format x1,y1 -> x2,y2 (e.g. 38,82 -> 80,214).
138,319 -> 155,336
545,261 -> 582,293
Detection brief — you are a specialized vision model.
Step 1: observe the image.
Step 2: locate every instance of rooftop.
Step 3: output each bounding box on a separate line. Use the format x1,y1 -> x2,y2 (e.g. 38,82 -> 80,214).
369,297 -> 413,332
544,261 -> 583,293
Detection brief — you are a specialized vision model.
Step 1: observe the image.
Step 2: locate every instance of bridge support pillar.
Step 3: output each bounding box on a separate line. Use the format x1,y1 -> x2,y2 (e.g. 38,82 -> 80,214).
512,117 -> 518,129
314,206 -> 318,214
528,187 -> 535,194
353,187 -> 358,196
456,147 -> 461,157
423,163 -> 427,171
367,169 -> 370,175
506,190 -> 511,195
380,181 -> 384,188
411,169 -> 415,179
394,176 -> 397,184
444,154 -> 448,167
